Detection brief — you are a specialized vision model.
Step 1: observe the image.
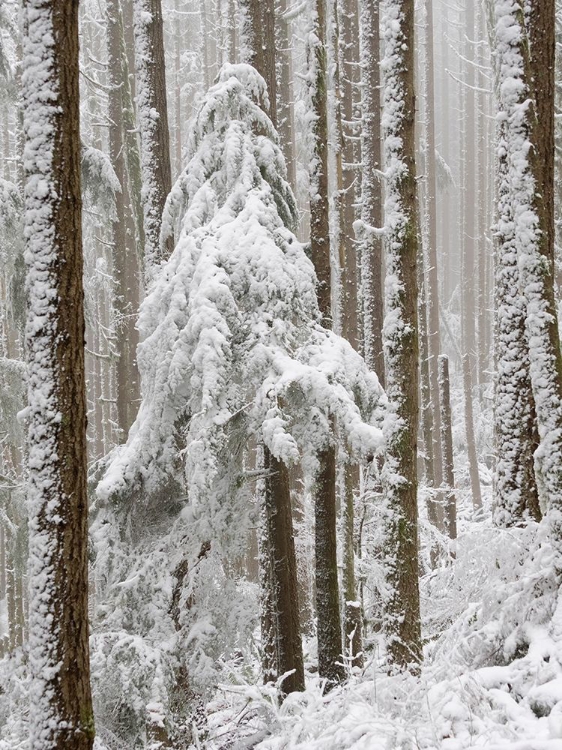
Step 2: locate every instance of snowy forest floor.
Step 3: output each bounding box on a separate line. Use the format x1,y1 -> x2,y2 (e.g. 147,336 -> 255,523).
199,488 -> 562,750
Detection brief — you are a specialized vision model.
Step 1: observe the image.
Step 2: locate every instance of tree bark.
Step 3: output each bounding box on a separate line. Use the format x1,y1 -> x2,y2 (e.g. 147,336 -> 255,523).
307,0 -> 346,686
107,0 -> 141,440
240,2 -> 305,693
264,448 -> 305,694
423,0 -> 444,508
133,0 -> 174,269
438,355 -> 458,541
22,0 -> 94,745
380,0 -> 422,671
359,0 -> 384,385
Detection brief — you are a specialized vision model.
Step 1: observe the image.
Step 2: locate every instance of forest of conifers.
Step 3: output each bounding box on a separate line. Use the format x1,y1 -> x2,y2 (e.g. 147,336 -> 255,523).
1,0 -> 562,747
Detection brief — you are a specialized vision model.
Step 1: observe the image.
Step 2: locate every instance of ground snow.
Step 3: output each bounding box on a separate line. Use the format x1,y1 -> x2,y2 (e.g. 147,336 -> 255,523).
201,508 -> 562,750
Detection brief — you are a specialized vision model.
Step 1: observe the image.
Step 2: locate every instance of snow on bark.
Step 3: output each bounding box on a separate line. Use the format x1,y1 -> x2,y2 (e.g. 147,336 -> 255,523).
493,83 -> 540,526
379,0 -> 422,669
22,0 -> 93,747
133,0 -> 173,274
97,64 -> 386,546
494,0 -> 562,542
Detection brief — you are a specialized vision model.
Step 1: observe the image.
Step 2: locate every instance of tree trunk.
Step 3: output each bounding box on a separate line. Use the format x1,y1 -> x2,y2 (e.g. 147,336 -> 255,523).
133,0 -> 174,269
493,95 -> 540,525
107,0 -> 141,440
22,0 -> 94,745
307,0 -> 346,686
460,0 -> 482,512
423,0 -> 444,508
359,0 -> 384,386
380,0 -> 422,671
240,1 -> 304,693
264,448 -> 305,694
332,0 -> 363,668
275,0 -> 296,192
438,355 -> 458,541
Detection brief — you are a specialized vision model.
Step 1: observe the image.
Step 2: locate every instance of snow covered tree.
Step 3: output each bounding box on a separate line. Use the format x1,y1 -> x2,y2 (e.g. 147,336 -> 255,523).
22,0 -> 94,746
493,43 -> 540,526
359,0 -> 384,385
97,64 -> 385,698
133,0 -> 174,270
494,0 -> 562,545
307,0 -> 347,684
107,0 -> 142,439
380,0 -> 422,670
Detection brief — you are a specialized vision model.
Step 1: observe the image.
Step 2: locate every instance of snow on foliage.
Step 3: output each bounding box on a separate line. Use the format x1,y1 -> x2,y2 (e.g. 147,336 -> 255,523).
97,63 -> 385,539
81,145 -> 121,219
91,63 -> 385,743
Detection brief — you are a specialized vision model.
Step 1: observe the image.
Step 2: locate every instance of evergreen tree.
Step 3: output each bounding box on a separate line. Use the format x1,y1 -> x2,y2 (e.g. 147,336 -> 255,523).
98,65 -> 386,697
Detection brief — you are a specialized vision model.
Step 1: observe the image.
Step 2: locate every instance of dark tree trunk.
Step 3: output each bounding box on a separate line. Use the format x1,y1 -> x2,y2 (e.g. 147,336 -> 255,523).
307,0 -> 346,686
438,355 -> 458,541
23,0 -> 94,745
133,0 -> 174,267
240,1 -> 304,694
264,448 -> 305,694
380,0 -> 422,672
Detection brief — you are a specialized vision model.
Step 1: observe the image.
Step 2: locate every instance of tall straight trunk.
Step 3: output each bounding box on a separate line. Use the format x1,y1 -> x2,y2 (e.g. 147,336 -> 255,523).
423,0 -> 444,505
497,0 -> 562,548
174,0 -> 183,178
493,100 -> 541,526
275,0 -> 296,191
460,0 -> 482,511
307,0 -> 345,685
0,523 -> 5,656
333,0 -> 363,667
133,0 -> 174,269
360,0 -> 384,385
241,1 -> 304,693
241,0 -> 277,123
380,0 -> 422,671
438,355 -> 457,541
337,0 -> 361,351
22,0 -> 94,745
107,0 -> 141,440
263,449 -> 305,693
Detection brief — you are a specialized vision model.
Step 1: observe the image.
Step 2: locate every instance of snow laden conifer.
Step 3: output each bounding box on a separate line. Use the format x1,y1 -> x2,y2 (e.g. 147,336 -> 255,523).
493,1 -> 562,547
96,63 -> 385,700
98,62 -> 384,535
379,0 -> 422,670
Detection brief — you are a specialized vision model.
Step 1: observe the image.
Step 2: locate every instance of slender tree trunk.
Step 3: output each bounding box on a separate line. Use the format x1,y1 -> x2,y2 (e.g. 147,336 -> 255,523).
438,355 -> 457,541
275,0 -> 296,192
380,0 -> 422,671
107,0 -> 141,440
307,0 -> 346,686
460,0 -> 482,512
240,1 -> 304,693
133,0 -> 174,269
264,449 -> 305,693
360,0 -> 384,385
332,0 -> 363,667
423,0 -> 444,512
22,0 -> 94,745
